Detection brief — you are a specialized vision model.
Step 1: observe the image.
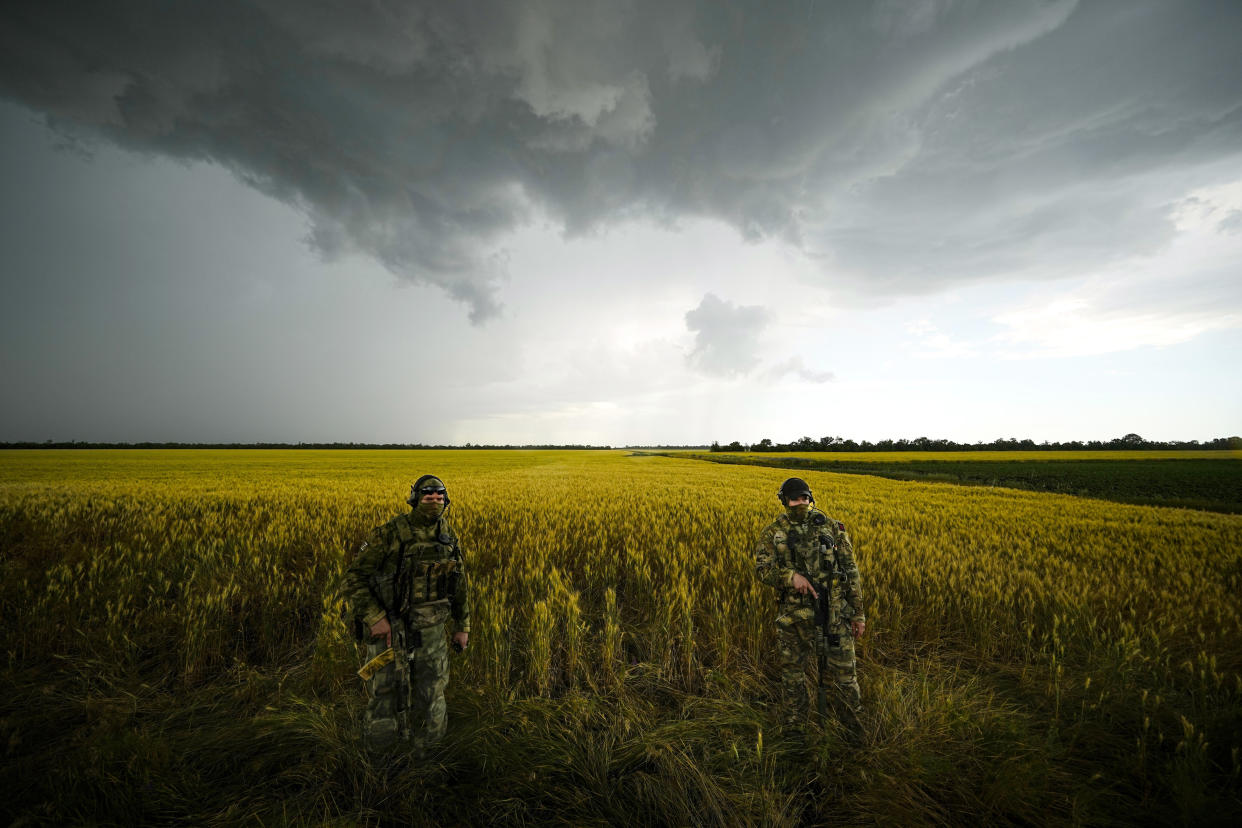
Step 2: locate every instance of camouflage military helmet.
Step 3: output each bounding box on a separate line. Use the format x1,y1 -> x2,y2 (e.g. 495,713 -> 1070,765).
407,475 -> 450,506
778,477 -> 813,505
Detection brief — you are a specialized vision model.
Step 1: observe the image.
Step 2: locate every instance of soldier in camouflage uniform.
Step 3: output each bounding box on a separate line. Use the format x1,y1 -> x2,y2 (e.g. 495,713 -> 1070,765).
753,477 -> 866,733
343,475 -> 470,757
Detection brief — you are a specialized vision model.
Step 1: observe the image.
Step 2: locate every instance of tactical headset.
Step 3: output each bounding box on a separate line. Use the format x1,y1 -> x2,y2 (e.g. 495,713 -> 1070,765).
777,477 -> 814,506
408,474 -> 451,507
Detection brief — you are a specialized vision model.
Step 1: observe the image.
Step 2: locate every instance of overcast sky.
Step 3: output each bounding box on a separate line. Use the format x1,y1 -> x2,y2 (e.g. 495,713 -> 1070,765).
2,0 -> 1240,445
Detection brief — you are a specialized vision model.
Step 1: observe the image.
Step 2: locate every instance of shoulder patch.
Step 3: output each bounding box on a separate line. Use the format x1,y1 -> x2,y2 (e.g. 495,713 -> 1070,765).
837,521 -> 846,531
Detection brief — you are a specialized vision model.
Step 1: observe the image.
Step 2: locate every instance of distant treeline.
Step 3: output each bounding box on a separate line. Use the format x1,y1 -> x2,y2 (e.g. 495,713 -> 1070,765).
0,441 -> 612,450
711,433 -> 1242,452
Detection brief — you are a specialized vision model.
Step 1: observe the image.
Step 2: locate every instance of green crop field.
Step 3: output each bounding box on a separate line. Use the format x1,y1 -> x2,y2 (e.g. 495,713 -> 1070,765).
670,450 -> 1242,514
2,449 -> 1240,825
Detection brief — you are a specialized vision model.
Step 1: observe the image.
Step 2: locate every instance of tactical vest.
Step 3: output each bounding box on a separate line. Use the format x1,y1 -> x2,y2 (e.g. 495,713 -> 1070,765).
775,511 -> 841,613
371,514 -> 460,621
779,513 -> 837,583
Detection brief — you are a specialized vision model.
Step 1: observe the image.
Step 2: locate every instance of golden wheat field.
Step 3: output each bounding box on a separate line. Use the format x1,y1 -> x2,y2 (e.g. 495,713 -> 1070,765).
2,448 -> 1240,824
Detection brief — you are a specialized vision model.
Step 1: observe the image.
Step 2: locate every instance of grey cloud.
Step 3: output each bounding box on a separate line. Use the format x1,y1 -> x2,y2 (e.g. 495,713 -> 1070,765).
764,356 -> 835,384
1101,260 -> 1242,321
2,1 -> 1240,319
819,0 -> 1242,289
685,293 -> 768,377
1218,211 -> 1242,235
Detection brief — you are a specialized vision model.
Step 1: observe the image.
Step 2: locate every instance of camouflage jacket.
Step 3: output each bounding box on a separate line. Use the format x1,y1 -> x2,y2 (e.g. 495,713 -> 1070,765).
343,510 -> 470,635
753,506 -> 865,624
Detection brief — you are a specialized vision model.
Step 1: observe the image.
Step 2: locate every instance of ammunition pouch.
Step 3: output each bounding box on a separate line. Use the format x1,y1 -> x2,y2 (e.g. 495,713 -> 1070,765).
404,559 -> 458,604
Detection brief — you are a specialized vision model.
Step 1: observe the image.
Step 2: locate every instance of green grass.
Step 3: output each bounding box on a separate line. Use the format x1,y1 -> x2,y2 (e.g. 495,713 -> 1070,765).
0,648 -> 1108,825
10,643 -> 1233,825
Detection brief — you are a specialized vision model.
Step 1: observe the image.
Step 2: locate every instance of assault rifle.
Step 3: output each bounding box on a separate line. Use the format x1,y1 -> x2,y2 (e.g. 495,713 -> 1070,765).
357,646 -> 395,680
801,533 -> 843,645
360,563 -> 465,672
797,575 -> 840,647
360,571 -> 412,692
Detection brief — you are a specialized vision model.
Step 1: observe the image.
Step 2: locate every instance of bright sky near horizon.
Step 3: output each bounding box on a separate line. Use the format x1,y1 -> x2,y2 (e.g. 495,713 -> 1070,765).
2,1 -> 1240,446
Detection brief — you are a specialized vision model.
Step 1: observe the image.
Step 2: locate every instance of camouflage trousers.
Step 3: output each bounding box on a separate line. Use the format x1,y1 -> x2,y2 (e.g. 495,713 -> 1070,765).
362,622 -> 449,757
774,612 -> 861,728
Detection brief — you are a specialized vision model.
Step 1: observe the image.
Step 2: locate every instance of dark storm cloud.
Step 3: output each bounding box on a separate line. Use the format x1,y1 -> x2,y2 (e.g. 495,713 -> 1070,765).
3,0 -> 1240,320
684,293 -> 768,377
816,0 -> 1242,291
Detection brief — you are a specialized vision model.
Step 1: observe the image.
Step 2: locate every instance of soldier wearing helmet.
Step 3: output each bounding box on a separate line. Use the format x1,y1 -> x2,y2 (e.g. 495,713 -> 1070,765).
343,475 -> 470,757
754,477 -> 866,735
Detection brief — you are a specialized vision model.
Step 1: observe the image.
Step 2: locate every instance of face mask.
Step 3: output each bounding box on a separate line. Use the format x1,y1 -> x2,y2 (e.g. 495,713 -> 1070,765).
787,503 -> 810,520
416,500 -> 445,520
